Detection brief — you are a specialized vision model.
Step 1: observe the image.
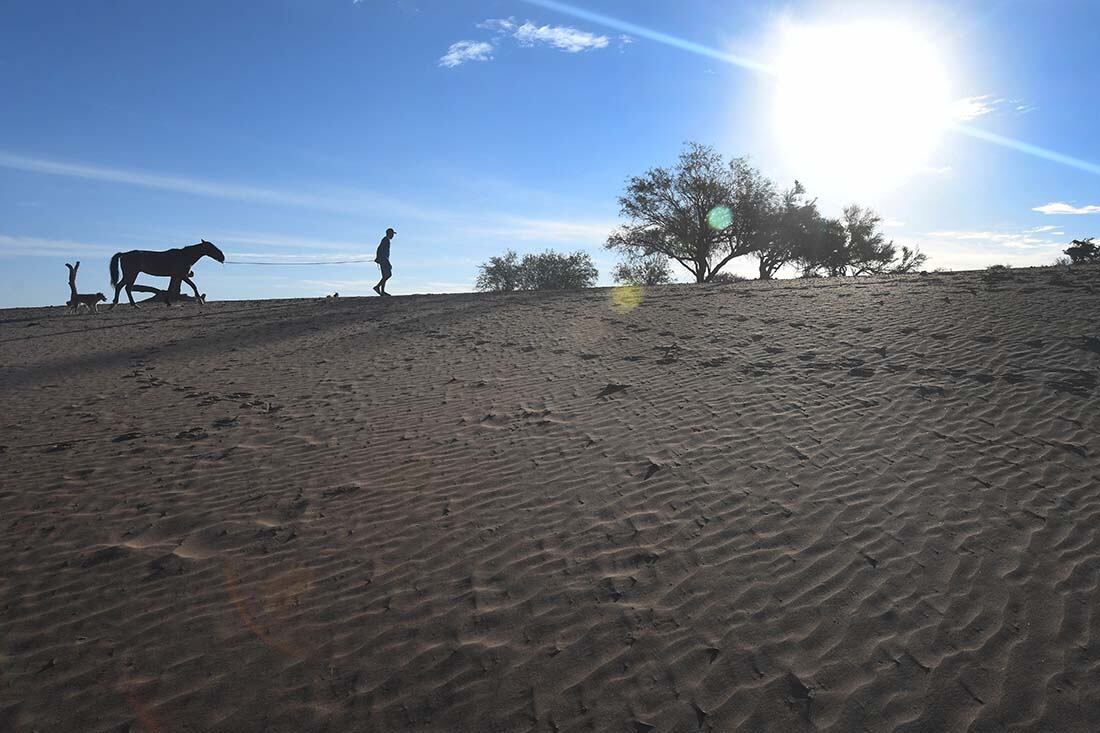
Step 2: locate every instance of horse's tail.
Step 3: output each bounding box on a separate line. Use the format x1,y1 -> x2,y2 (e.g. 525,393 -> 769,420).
109,252 -> 122,288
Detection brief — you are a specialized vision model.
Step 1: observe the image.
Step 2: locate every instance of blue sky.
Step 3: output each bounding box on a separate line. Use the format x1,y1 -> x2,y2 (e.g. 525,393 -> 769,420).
1,0 -> 1098,307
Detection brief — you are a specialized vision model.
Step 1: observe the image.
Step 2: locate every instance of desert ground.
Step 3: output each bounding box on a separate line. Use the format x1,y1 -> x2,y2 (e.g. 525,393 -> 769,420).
1,267 -> 1098,732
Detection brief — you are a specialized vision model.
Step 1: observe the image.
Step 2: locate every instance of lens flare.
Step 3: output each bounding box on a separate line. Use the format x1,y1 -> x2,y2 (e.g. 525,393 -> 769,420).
707,206 -> 733,230
610,284 -> 644,312
223,560 -> 313,657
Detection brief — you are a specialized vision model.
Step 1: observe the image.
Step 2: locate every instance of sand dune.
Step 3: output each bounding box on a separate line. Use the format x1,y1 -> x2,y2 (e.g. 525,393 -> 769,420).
1,267 -> 1098,731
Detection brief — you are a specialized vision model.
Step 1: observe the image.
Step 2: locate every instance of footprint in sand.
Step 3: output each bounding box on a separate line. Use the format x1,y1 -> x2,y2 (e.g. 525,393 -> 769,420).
597,383 -> 630,398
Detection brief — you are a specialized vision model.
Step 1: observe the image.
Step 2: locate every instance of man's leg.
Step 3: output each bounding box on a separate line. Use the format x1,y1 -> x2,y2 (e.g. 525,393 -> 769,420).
374,262 -> 392,295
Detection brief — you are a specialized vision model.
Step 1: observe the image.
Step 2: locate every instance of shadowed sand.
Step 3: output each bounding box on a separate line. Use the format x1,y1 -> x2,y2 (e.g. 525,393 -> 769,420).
1,267 -> 1098,731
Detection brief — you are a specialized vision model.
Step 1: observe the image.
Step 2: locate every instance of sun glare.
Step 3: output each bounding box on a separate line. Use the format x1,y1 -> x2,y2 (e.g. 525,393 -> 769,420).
771,20 -> 953,195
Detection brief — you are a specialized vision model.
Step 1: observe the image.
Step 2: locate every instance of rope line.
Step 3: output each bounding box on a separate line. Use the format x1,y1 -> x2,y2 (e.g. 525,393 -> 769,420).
224,259 -> 378,266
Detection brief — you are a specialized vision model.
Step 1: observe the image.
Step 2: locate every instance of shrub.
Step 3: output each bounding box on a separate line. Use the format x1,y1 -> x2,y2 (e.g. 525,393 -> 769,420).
613,254 -> 673,286
476,250 -> 599,292
982,264 -> 1014,285
475,250 -> 522,292
708,271 -> 748,284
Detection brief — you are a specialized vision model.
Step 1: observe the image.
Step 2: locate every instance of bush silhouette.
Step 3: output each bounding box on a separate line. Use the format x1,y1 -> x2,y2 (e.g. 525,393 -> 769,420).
475,251 -> 522,292
476,250 -> 598,292
708,271 -> 747,284
613,254 -> 672,286
1064,238 -> 1098,264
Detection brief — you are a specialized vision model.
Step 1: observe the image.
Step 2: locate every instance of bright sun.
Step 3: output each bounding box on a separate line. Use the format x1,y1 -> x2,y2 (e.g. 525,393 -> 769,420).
771,20 -> 953,195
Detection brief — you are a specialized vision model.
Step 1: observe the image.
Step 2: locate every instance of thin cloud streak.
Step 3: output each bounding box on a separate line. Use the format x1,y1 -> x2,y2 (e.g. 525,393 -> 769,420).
0,150 -> 415,216
456,216 -> 617,244
0,150 -> 614,243
951,124 -> 1100,177
0,233 -> 120,258
922,227 -> 1065,252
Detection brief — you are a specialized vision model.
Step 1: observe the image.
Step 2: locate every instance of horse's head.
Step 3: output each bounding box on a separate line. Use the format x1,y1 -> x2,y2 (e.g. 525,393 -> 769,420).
199,239 -> 226,263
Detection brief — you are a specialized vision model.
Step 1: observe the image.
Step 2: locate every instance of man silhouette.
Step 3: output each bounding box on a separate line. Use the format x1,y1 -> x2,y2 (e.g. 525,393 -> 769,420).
373,227 -> 396,296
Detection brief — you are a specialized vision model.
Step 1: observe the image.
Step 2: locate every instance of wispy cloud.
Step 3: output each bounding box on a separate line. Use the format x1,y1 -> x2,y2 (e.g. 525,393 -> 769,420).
512,21 -> 610,52
443,17 -> 615,68
1,149 -> 613,238
457,215 -> 616,244
485,17 -> 613,52
0,233 -> 120,258
1032,202 -> 1100,215
951,95 -> 1036,121
0,150 -> 322,208
477,18 -> 516,33
0,150 -> 417,217
951,96 -> 998,121
924,228 -> 1064,250
912,227 -> 1069,269
438,41 -> 494,68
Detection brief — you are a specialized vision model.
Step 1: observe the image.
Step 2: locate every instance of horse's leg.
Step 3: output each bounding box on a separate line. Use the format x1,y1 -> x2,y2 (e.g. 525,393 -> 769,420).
125,275 -> 140,308
182,276 -> 204,305
165,276 -> 181,306
110,281 -> 125,310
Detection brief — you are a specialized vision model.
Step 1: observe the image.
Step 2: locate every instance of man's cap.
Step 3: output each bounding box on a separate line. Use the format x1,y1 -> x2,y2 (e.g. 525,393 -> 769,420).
386,227 -> 396,235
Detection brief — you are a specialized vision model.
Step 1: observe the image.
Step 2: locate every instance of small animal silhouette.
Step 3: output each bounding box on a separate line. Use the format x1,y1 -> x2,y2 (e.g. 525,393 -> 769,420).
68,292 -> 108,314
65,262 -> 108,314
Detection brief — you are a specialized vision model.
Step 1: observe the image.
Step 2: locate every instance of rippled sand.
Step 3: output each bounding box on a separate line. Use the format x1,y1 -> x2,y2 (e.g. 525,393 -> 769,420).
2,267 -> 1098,731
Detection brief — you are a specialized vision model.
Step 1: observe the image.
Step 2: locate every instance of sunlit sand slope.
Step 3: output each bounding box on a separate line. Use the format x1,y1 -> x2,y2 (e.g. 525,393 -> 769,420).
2,267 -> 1098,731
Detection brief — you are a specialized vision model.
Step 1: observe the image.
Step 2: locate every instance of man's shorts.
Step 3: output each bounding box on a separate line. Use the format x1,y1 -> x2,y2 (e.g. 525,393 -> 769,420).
378,259 -> 392,278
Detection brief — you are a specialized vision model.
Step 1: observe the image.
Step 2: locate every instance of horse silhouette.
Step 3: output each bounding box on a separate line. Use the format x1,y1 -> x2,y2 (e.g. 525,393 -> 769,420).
109,240 -> 224,308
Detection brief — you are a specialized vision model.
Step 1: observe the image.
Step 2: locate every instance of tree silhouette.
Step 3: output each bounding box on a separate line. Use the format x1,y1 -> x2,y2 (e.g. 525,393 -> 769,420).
753,181 -> 820,280
1064,237 -> 1099,264
798,206 -> 925,276
610,142 -> 927,281
607,143 -> 772,283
